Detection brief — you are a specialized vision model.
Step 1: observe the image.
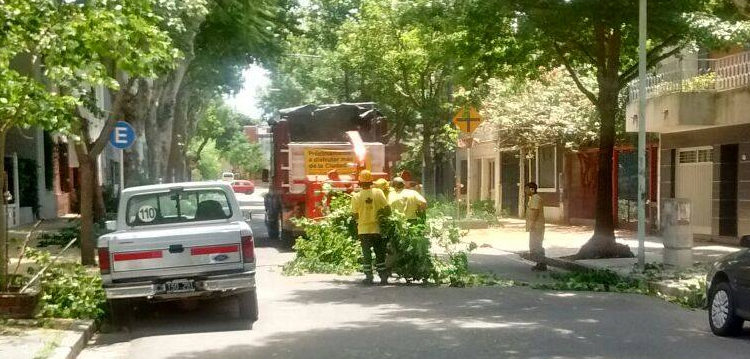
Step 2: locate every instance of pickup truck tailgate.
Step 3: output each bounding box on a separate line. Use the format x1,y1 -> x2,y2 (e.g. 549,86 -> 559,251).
109,222 -> 245,281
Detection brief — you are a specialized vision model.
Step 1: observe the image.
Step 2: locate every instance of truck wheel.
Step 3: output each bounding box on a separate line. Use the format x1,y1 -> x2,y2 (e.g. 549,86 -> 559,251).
238,290 -> 259,328
109,299 -> 132,331
266,216 -> 280,240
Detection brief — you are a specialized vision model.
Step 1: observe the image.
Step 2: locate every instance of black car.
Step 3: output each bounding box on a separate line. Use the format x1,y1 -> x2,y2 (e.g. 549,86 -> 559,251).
707,235 -> 750,336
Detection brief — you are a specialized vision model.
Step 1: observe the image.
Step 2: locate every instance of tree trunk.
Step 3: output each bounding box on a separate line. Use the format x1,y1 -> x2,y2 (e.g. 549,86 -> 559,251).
421,127 -> 436,197
0,130 -> 7,288
167,83 -> 191,182
75,144 -> 96,266
576,27 -> 633,259
123,78 -> 156,186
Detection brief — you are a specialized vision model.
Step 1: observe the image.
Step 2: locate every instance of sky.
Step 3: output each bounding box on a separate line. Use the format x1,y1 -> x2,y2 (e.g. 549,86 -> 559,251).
224,64 -> 271,120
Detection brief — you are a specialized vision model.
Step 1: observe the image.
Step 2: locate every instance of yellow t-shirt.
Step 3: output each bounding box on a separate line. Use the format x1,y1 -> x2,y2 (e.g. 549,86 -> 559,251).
351,188 -> 388,234
388,189 -> 427,220
525,193 -> 545,231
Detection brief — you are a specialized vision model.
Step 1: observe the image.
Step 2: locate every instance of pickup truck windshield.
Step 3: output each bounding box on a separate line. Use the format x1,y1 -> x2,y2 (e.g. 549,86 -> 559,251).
126,189 -> 233,226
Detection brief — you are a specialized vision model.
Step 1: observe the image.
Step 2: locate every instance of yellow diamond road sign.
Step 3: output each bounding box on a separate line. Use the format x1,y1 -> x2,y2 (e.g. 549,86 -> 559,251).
453,107 -> 482,133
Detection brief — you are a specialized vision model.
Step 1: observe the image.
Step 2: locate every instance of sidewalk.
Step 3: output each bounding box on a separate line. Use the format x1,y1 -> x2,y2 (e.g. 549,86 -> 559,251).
0,319 -> 95,359
464,218 -> 743,294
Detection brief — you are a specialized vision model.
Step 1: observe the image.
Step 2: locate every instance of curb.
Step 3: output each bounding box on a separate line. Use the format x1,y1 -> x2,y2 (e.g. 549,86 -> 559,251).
49,319 -> 96,359
519,253 -> 694,297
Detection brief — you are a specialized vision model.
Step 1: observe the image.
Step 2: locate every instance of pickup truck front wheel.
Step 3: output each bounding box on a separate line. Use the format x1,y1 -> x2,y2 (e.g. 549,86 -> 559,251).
238,290 -> 258,327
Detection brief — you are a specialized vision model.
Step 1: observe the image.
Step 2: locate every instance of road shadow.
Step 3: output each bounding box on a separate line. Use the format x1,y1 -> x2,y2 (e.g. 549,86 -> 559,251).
248,212 -> 295,253
160,283 -> 750,359
98,295 -> 253,340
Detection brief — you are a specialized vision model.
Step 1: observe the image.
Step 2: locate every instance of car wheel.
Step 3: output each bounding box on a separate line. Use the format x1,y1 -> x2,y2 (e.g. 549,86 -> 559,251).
109,298 -> 132,331
238,290 -> 259,327
708,282 -> 744,336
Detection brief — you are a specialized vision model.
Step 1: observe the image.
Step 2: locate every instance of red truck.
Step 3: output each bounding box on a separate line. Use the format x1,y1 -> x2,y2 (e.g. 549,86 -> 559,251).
263,103 -> 396,243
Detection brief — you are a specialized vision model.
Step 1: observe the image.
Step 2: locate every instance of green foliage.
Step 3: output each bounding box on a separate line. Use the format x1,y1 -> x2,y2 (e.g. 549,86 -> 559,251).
380,212 -> 434,282
534,269 -> 648,293
37,226 -> 80,248
533,267 -> 708,309
283,193 -> 361,275
427,197 -> 499,222
223,135 -> 266,177
190,140 -> 222,180
282,191 -> 494,287
24,248 -> 107,320
480,68 -> 599,151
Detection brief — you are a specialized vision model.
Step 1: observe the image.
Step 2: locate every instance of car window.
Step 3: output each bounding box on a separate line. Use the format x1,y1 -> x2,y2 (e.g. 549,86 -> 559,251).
126,188 -> 233,226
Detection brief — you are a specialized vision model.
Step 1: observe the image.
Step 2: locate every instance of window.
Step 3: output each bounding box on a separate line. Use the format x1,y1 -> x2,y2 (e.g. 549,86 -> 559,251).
678,148 -> 713,164
697,149 -> 713,163
126,188 -> 232,226
536,145 -> 557,191
679,150 -> 697,164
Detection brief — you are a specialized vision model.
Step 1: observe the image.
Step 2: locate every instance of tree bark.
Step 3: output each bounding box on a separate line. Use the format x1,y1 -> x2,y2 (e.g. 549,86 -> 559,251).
75,144 -> 96,266
421,127 -> 436,197
167,83 -> 191,182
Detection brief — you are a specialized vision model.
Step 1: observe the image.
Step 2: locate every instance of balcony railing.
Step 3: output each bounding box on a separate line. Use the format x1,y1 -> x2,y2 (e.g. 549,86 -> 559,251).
628,51 -> 750,102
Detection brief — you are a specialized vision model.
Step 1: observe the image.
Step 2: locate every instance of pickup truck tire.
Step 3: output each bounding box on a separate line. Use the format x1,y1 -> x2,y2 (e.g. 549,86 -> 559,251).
238,289 -> 259,325
109,299 -> 132,330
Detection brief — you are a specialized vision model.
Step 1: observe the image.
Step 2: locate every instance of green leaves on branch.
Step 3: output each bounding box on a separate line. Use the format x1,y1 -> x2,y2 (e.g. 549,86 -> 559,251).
283,194 -> 361,275
481,68 -> 599,152
24,248 -> 107,320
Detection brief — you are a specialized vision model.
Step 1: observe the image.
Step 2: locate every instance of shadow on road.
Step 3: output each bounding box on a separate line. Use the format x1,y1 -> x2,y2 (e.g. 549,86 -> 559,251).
158,283 -> 750,359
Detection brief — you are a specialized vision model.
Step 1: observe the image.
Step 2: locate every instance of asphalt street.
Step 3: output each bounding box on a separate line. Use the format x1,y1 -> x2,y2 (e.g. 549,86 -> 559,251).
78,189 -> 750,359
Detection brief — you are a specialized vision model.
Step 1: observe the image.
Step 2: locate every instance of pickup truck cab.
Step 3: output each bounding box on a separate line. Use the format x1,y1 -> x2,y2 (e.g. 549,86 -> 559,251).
97,182 -> 257,328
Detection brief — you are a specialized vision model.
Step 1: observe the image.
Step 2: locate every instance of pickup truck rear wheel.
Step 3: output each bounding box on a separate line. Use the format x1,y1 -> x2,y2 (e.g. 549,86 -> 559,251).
109,299 -> 132,331
238,290 -> 258,326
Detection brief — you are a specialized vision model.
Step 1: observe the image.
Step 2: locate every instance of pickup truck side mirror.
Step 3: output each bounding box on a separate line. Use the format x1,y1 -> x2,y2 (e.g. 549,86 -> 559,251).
105,220 -> 117,232
261,169 -> 270,183
741,235 -> 750,248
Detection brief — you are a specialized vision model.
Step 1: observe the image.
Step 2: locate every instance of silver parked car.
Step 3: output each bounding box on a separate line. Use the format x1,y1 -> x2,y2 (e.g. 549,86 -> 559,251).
706,235 -> 750,336
97,182 -> 257,329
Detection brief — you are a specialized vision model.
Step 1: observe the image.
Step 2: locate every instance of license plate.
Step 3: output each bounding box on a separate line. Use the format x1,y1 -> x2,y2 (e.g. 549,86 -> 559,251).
165,279 -> 195,293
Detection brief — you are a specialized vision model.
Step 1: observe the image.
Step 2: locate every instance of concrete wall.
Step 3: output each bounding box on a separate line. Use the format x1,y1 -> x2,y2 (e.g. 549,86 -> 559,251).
627,87 -> 750,133
626,92 -> 715,132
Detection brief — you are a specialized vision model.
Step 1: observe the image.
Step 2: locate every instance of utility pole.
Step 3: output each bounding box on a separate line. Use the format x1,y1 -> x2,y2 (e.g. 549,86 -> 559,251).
637,0 -> 648,269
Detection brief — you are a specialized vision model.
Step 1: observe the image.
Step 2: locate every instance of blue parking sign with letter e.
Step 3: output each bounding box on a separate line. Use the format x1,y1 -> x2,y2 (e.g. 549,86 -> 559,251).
110,121 -> 136,149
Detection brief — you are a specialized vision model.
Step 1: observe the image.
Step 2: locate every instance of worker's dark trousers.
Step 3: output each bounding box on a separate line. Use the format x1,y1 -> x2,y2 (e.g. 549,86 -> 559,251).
360,233 -> 387,279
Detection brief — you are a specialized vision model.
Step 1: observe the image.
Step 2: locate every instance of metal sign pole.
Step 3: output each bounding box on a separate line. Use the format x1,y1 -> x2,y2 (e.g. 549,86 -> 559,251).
466,141 -> 472,217
120,149 -> 125,192
456,147 -> 461,220
637,0 -> 647,269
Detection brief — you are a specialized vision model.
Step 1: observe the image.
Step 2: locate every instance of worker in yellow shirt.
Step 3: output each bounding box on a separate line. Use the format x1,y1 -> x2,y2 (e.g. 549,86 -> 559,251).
351,170 -> 390,285
388,177 -> 427,221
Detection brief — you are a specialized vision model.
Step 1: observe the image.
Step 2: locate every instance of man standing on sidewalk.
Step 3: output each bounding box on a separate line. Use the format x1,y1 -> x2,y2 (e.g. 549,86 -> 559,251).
525,182 -> 547,271
351,170 -> 390,285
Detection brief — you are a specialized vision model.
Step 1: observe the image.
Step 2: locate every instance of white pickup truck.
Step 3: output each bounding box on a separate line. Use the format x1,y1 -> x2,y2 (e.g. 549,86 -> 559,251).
97,182 -> 257,328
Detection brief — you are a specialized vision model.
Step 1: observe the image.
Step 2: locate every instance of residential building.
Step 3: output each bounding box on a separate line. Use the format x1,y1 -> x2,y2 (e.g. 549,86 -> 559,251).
626,49 -> 750,243
458,123 -> 660,227
4,56 -> 122,227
